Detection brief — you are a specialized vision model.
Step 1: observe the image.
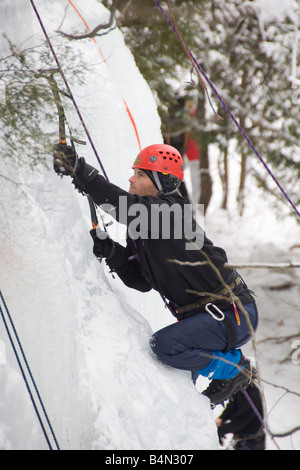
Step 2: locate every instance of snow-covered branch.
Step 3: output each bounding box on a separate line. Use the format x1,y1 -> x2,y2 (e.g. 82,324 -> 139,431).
225,262 -> 300,269
57,0 -> 132,40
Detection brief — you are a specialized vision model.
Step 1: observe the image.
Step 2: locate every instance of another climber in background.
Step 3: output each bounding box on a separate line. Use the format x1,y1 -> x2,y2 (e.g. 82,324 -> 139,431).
216,383 -> 265,450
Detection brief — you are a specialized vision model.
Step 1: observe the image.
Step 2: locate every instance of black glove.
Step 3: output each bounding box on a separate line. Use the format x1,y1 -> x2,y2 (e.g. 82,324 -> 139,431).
90,228 -> 115,260
53,143 -> 80,176
53,143 -> 99,192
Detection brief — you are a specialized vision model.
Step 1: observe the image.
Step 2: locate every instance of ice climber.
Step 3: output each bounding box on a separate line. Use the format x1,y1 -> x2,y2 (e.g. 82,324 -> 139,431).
53,143 -> 259,407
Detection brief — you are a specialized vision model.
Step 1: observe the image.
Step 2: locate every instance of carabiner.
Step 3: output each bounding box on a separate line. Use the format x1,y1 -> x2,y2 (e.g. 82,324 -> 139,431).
205,303 -> 225,322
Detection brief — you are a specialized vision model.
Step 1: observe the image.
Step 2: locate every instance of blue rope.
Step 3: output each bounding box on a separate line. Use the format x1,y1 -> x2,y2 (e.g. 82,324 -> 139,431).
0,290 -> 60,450
154,0 -> 300,220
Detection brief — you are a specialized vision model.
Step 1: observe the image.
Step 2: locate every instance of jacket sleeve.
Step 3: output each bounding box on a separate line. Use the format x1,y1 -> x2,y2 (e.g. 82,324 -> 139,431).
106,241 -> 152,293
72,164 -> 169,229
73,167 -> 145,225
72,162 -> 152,291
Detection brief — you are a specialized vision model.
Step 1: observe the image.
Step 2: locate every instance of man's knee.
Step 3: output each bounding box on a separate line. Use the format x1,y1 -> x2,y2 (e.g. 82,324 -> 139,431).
150,331 -> 164,359
150,330 -> 174,365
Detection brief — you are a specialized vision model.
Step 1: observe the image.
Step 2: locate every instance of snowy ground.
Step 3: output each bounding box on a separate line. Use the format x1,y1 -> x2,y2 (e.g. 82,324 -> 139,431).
0,0 -> 299,451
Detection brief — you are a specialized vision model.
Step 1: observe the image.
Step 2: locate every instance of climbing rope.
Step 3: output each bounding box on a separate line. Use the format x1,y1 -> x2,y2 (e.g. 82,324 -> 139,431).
65,0 -> 142,151
241,388 -> 280,450
0,291 -> 60,450
29,0 -> 109,182
154,0 -> 300,220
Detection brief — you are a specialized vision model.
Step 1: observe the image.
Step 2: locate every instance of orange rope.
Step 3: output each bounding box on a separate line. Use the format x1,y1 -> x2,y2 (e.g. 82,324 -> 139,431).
67,0 -> 142,150
67,0 -> 108,67
123,99 -> 142,150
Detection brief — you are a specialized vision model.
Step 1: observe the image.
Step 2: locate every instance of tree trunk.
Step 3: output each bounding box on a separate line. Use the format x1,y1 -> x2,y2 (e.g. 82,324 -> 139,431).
197,96 -> 212,214
218,146 -> 229,210
237,149 -> 247,216
198,143 -> 212,213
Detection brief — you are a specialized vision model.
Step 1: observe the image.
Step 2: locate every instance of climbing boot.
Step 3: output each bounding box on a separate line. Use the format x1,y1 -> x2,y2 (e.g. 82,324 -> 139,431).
202,355 -> 256,408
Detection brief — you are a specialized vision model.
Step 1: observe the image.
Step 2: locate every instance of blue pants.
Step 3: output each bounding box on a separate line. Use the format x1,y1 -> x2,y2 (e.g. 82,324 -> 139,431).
150,302 -> 258,381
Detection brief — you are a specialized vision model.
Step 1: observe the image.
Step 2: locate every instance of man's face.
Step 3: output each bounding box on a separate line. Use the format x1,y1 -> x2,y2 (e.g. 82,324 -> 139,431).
129,169 -> 159,197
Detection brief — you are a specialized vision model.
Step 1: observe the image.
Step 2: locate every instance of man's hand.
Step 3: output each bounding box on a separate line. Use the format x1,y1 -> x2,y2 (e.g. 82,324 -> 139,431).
53,143 -> 78,176
215,419 -> 227,446
90,228 -> 115,260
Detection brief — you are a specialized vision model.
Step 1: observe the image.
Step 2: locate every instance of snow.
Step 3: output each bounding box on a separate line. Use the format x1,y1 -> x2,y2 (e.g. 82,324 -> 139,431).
246,0 -> 299,25
0,0 -> 299,452
245,0 -> 300,78
0,0 -> 217,451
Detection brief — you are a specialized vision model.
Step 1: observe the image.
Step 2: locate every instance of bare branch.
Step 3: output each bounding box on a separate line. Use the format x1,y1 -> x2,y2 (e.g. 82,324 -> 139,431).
57,0 -> 132,40
258,333 -> 300,344
261,378 -> 300,399
225,262 -> 300,269
272,426 -> 300,438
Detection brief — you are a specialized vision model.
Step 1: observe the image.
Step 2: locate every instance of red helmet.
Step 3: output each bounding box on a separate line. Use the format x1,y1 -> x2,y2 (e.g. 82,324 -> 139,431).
132,144 -> 184,181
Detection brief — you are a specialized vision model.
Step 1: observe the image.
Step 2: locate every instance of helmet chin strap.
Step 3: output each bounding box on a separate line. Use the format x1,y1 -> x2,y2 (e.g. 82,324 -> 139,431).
152,170 -> 163,192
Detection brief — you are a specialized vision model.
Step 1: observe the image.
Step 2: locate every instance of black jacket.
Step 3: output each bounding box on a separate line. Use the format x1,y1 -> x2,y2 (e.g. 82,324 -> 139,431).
81,173 -> 253,308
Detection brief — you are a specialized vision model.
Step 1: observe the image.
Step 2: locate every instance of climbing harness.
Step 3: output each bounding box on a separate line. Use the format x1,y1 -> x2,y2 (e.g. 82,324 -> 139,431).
172,275 -> 243,314
154,0 -> 300,220
0,291 -> 60,450
165,274 -> 246,350
205,303 -> 225,321
206,304 -> 238,351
